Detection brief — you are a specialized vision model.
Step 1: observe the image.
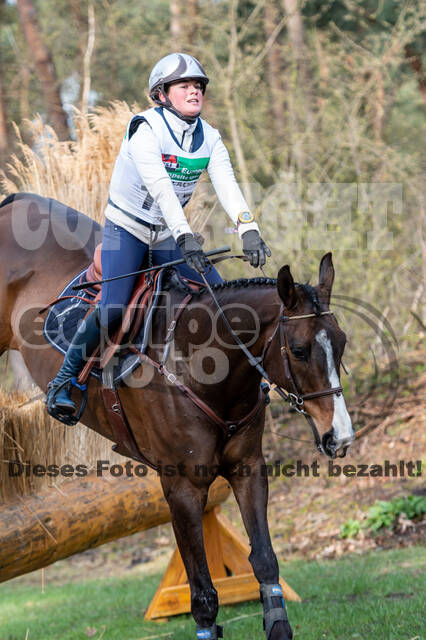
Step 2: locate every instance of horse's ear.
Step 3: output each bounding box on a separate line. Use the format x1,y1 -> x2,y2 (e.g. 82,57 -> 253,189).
318,252 -> 334,305
277,265 -> 297,309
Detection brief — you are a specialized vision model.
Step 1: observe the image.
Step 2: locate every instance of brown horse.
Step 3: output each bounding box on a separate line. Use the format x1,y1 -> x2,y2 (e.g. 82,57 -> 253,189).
0,193 -> 353,640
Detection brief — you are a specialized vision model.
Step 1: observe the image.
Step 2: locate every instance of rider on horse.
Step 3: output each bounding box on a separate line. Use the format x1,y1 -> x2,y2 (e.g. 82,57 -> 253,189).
46,52 -> 271,418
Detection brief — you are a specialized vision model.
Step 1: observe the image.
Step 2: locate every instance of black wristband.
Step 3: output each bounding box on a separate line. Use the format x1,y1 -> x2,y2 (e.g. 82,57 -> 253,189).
176,233 -> 193,248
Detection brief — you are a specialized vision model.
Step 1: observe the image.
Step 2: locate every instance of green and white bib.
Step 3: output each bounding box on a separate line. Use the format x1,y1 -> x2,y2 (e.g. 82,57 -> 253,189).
108,107 -> 220,225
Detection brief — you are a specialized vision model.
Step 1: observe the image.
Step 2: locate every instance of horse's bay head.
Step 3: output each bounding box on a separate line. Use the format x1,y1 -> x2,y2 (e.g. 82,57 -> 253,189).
266,253 -> 354,458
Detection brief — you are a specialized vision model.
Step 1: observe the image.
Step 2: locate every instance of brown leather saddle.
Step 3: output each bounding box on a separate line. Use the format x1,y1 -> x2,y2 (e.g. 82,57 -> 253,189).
43,243 -> 199,467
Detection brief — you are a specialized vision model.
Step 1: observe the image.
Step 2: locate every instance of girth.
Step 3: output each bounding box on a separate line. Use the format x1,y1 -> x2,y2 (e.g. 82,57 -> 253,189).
129,346 -> 267,439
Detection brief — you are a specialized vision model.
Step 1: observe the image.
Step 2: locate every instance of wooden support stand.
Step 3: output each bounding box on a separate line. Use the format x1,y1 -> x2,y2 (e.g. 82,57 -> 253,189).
145,506 -> 301,620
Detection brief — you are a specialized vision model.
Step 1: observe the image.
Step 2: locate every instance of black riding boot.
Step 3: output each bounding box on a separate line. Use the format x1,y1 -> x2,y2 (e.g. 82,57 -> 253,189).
46,310 -> 101,416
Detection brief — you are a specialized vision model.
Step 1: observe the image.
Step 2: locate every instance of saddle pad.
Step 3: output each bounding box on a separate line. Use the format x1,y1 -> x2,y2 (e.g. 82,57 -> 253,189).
43,268 -> 165,384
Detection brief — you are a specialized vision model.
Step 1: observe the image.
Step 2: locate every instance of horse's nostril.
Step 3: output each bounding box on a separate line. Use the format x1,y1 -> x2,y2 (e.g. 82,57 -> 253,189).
338,445 -> 349,458
322,431 -> 337,459
322,432 -> 353,458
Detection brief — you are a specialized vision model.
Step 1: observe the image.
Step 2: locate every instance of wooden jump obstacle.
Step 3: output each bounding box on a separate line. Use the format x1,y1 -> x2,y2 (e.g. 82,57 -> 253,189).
0,471 -> 300,617
145,504 -> 300,619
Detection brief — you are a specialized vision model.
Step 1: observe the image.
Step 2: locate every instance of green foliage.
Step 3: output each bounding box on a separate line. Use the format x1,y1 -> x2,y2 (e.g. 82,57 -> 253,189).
340,494 -> 426,538
339,518 -> 362,539
365,495 -> 426,532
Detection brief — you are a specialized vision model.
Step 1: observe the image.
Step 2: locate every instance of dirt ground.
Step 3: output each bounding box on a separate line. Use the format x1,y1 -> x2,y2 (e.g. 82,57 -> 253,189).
11,349 -> 425,588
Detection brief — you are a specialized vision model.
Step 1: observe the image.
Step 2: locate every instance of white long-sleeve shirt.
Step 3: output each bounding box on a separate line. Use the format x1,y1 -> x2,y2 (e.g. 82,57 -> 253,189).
105,108 -> 259,244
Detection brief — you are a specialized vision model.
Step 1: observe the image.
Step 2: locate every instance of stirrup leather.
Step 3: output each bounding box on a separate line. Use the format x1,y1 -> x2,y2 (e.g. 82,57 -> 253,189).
196,623 -> 223,639
260,583 -> 288,639
46,377 -> 88,426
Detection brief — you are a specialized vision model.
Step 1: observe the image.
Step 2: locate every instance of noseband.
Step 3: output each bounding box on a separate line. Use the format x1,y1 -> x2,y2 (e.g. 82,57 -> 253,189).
261,309 -> 344,455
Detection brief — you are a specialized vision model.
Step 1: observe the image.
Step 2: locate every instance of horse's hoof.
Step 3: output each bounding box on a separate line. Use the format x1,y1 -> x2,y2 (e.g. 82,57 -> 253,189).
269,620 -> 293,640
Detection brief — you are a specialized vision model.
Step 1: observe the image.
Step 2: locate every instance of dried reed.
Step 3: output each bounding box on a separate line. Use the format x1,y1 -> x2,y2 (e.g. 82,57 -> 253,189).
0,390 -> 124,503
0,102 -> 137,221
0,102 -> 206,230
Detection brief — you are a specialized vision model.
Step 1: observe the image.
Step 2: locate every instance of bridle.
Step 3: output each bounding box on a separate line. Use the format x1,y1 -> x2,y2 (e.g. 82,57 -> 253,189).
199,275 -> 348,455
260,308 -> 345,456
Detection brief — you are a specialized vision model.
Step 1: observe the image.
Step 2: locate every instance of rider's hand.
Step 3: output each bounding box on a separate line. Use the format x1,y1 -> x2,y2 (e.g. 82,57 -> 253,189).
242,230 -> 271,268
177,234 -> 208,274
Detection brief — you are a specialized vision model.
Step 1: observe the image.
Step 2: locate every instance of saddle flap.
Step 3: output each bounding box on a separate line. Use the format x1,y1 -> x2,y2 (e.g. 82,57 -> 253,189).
98,270 -> 161,371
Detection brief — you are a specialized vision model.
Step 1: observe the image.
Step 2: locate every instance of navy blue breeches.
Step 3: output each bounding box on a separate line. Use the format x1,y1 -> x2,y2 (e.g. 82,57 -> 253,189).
99,219 -> 223,328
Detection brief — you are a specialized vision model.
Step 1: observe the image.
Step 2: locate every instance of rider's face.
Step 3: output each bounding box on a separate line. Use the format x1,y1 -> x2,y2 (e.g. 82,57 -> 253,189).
163,79 -> 204,117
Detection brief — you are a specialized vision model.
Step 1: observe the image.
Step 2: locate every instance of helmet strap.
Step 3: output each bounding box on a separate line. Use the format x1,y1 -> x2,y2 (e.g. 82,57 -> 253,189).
163,105 -> 199,125
151,85 -> 201,125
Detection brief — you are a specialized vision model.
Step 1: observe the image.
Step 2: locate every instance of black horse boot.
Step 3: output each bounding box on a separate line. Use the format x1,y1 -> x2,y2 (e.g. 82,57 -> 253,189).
260,583 -> 292,639
46,310 -> 101,417
196,623 -> 223,639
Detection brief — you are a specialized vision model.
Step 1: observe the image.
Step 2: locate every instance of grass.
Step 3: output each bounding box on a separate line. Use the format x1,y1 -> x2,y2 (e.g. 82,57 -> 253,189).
0,547 -> 424,640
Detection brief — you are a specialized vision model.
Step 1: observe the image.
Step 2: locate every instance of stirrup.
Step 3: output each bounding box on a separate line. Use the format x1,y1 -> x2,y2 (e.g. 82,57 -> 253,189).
196,623 -> 223,639
260,583 -> 288,639
46,377 -> 88,426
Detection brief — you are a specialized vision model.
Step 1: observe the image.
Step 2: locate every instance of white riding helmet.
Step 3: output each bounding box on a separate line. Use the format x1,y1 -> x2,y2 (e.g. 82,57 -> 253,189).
149,53 -> 209,99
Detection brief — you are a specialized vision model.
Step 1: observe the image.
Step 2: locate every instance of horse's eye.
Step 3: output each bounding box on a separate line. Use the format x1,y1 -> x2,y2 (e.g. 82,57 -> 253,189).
290,347 -> 307,360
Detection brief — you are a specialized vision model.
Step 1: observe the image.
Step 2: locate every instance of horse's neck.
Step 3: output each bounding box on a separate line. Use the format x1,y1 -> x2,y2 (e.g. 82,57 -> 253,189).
172,285 -> 281,404
216,285 -> 281,353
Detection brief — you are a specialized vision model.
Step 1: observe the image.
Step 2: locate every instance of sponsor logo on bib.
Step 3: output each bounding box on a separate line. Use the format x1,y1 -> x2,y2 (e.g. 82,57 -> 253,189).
162,155 -> 209,182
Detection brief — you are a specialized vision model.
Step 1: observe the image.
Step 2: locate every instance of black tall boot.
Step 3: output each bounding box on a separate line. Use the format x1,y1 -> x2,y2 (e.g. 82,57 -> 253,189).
46,310 -> 101,416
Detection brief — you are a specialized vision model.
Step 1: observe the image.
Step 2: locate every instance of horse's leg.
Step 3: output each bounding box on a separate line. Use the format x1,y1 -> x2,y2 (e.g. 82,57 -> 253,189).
161,476 -> 221,639
227,457 -> 293,640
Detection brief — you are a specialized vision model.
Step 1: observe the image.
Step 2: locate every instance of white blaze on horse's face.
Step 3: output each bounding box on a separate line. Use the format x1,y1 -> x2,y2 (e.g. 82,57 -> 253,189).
315,329 -> 354,447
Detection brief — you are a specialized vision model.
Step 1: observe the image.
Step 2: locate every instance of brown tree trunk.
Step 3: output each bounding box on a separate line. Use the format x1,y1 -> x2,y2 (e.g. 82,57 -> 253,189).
264,0 -> 286,141
19,65 -> 32,121
0,0 -> 7,163
282,0 -> 313,127
405,45 -> 426,108
70,0 -> 87,106
224,0 -> 252,208
170,0 -> 183,47
16,0 -> 69,140
81,0 -> 96,114
373,70 -> 384,141
186,0 -> 199,45
0,77 -> 8,164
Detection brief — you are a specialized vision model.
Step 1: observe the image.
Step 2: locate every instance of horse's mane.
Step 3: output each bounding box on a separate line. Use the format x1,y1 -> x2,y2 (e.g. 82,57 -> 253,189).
211,277 -> 277,290
205,277 -> 321,312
